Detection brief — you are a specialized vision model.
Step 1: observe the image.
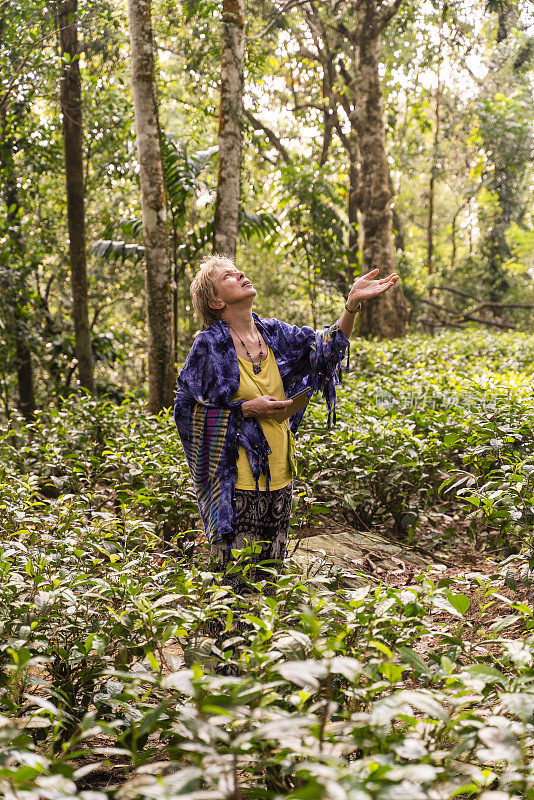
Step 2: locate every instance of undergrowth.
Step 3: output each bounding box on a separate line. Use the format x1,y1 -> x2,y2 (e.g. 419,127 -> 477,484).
1,329 -> 534,799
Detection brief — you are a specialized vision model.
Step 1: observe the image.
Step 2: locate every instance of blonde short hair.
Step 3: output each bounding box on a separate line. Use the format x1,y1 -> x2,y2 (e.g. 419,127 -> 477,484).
190,254 -> 235,329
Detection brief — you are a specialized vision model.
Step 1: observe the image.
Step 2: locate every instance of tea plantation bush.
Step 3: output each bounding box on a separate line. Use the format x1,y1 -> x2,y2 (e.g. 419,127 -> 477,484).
1,330 -> 534,799
298,330 -> 534,547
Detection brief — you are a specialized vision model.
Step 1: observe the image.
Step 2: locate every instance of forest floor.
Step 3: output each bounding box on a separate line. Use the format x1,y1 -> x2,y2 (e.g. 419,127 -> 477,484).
3,333 -> 533,797
61,502 -> 534,796
293,508 -> 531,652
293,508 -> 502,583
77,508 -> 531,794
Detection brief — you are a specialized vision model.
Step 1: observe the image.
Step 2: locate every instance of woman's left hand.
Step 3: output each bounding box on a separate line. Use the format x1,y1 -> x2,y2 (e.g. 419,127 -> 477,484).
346,268 -> 399,307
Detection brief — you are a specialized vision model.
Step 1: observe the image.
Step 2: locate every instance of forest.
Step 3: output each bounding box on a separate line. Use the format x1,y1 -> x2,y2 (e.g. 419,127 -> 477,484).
1,0 -> 534,797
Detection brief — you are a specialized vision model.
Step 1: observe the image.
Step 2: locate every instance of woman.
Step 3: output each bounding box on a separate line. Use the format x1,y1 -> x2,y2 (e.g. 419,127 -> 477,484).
174,254 -> 399,593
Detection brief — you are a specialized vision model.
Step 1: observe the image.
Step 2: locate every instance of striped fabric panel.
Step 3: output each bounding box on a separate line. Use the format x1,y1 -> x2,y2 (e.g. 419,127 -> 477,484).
205,407 -> 231,480
191,403 -> 207,482
206,473 -> 222,540
191,403 -> 230,542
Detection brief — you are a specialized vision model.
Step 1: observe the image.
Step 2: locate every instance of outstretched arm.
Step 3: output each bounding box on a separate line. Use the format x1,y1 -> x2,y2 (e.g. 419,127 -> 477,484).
337,268 -> 399,339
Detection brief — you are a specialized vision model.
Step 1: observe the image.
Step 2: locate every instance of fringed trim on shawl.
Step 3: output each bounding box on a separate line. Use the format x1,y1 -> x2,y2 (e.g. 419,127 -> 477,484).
322,329 -> 350,432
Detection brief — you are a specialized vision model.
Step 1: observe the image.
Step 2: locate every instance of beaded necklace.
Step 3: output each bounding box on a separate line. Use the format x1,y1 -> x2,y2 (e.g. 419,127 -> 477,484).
226,322 -> 264,374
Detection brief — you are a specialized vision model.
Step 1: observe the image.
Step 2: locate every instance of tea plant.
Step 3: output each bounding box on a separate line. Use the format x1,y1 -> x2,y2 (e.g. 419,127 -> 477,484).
1,329 -> 534,798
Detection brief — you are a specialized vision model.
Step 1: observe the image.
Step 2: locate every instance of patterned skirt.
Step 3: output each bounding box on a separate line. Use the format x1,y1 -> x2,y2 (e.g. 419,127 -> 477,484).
210,481 -> 293,594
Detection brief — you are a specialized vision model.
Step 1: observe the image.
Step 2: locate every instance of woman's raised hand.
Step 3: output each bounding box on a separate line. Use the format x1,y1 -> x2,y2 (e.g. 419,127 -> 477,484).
346,268 -> 399,307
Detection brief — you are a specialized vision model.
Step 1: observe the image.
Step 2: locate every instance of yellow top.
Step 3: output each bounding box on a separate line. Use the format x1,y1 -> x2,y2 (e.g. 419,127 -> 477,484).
231,346 -> 292,491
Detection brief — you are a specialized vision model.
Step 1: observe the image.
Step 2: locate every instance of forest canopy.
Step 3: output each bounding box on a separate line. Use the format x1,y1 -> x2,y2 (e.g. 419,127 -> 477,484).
0,0 -> 532,415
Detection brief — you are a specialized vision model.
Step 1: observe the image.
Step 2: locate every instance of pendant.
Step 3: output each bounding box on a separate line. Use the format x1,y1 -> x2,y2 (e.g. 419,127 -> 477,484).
253,363 -> 262,375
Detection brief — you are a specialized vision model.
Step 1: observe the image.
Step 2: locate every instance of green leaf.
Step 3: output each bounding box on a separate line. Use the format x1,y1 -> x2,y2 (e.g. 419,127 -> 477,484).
369,640 -> 394,660
398,646 -> 432,677
145,651 -> 159,671
445,591 -> 470,615
379,662 -> 405,683
500,692 -> 534,721
464,664 -> 506,684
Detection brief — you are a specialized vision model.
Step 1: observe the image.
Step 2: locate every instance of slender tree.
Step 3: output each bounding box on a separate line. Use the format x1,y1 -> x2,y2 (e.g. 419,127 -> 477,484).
340,0 -> 410,338
290,8 -> 360,293
127,0 -> 174,411
0,100 -> 36,418
309,14 -> 361,293
426,2 -> 445,276
58,0 -> 95,392
346,129 -> 360,284
213,0 -> 245,258
287,2 -> 409,334
475,0 -> 532,302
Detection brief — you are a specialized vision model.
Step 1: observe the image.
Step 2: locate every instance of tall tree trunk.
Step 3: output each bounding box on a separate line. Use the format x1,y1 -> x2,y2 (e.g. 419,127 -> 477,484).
426,84 -> 439,275
338,124 -> 362,294
497,9 -> 509,43
451,200 -> 466,272
213,0 -> 245,258
352,0 -> 409,338
468,197 -> 473,256
343,125 -> 360,293
389,172 -> 405,255
426,3 -> 444,275
127,0 -> 174,412
58,0 -> 95,392
319,59 -> 336,167
0,101 -> 36,418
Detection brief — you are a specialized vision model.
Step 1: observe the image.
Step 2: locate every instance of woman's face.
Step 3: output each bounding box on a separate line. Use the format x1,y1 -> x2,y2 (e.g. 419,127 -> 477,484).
211,265 -> 257,311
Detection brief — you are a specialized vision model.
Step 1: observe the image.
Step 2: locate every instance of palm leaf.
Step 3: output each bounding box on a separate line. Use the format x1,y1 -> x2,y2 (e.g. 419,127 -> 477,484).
160,132 -> 217,221
117,218 -> 143,238
91,240 -> 145,261
238,209 -> 279,242
177,222 -> 214,263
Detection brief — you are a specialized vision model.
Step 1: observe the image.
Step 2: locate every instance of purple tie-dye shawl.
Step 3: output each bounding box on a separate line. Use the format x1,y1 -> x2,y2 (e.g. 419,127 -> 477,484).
174,312 -> 350,544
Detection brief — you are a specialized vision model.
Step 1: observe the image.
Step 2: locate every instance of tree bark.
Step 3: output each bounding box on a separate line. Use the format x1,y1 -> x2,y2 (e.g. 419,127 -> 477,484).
0,101 -> 36,418
213,0 -> 245,258
348,142 -> 360,274
426,4 -> 444,275
451,201 -> 467,271
427,156 -> 436,275
127,0 -> 174,412
351,0 -> 409,338
389,172 -> 405,255
58,0 -> 95,392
